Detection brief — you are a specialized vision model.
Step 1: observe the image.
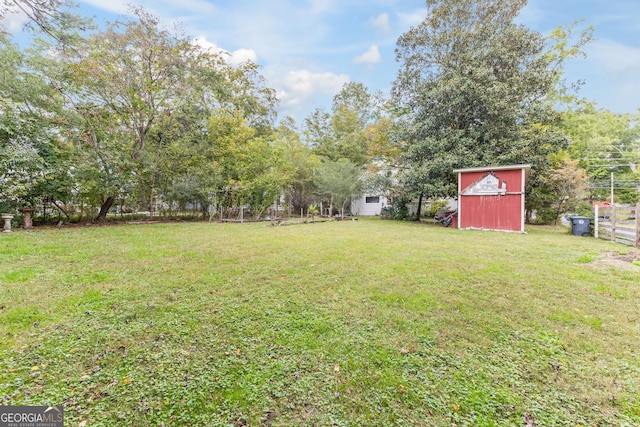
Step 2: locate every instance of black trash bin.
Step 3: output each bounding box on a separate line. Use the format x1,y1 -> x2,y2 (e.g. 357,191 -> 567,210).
570,216 -> 591,236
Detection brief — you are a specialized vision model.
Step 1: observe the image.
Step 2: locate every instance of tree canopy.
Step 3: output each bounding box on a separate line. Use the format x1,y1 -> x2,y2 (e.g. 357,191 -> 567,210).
0,0 -> 635,225
393,0 -> 568,219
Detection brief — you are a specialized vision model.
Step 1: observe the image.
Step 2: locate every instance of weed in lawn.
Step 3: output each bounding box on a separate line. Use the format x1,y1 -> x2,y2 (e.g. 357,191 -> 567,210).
575,253 -> 596,263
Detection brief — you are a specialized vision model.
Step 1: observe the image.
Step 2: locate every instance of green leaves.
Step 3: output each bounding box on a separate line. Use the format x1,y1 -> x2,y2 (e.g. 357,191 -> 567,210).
305,83 -> 389,167
1,6 -> 281,220
0,35 -> 71,211
315,159 -> 362,215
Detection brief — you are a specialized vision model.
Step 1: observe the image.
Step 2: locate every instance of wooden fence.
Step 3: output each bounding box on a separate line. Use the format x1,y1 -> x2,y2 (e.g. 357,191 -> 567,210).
594,203 -> 640,248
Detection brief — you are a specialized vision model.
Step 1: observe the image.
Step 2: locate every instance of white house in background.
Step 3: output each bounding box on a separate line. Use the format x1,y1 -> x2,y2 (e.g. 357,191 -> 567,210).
350,162 -> 394,216
351,194 -> 388,216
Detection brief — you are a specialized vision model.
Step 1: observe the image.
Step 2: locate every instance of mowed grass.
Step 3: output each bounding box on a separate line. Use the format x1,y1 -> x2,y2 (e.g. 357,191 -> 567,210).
0,219 -> 639,426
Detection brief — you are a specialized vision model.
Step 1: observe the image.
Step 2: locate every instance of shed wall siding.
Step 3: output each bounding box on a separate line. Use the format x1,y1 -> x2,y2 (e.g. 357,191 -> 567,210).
458,169 -> 525,232
459,194 -> 523,231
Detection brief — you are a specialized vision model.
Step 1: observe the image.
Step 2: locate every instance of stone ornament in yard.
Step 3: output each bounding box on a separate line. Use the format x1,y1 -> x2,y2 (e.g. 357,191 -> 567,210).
2,213 -> 14,232
21,208 -> 34,229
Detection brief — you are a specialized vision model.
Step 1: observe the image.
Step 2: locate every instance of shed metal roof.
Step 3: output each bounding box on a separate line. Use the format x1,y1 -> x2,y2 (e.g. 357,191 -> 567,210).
453,164 -> 531,182
453,164 -> 531,174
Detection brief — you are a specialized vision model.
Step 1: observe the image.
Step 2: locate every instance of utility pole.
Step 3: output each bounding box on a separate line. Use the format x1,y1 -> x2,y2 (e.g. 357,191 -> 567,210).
610,172 -> 614,206
610,172 -> 616,242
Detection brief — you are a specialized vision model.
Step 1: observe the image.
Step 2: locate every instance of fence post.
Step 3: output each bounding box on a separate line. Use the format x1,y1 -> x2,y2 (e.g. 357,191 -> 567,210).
636,201 -> 640,249
594,205 -> 599,239
611,204 -> 616,242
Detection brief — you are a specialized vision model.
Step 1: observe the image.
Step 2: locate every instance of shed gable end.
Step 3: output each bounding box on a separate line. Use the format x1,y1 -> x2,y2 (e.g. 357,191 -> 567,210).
461,172 -> 506,196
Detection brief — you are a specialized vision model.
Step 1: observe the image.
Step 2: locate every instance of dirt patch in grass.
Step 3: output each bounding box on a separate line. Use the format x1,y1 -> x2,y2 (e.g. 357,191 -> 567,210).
592,258 -> 639,270
589,251 -> 640,270
608,250 -> 640,263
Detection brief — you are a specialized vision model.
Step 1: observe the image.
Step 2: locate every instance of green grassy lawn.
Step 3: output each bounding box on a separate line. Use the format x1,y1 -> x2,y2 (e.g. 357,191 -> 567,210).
1,219 -> 639,426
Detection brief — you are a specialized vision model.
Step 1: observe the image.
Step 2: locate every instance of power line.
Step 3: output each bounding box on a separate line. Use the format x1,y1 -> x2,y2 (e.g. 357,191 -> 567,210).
590,181 -> 640,184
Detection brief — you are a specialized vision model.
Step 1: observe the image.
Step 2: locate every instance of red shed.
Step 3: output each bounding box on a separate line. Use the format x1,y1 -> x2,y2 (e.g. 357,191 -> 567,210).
453,164 -> 530,233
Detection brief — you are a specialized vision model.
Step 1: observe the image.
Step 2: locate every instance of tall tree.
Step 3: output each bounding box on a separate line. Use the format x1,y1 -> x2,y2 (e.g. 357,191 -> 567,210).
207,110 -> 290,219
58,9 -> 204,219
59,7 -> 278,220
332,81 -> 380,127
393,0 -> 567,220
305,82 -> 384,166
273,116 -> 321,213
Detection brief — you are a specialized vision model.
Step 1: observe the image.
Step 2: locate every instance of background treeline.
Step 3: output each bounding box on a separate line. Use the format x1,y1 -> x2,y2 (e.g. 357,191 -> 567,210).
1,0 -> 638,226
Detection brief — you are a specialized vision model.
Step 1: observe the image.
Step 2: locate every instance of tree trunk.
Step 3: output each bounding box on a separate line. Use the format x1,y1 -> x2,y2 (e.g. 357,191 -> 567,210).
149,187 -> 154,219
51,201 -> 71,221
97,196 -> 115,221
415,193 -> 424,222
208,196 -> 214,222
554,199 -> 564,226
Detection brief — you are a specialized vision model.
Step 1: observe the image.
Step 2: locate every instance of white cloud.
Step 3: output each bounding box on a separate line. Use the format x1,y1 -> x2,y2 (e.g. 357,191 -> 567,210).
0,9 -> 28,32
283,70 -> 349,96
277,69 -> 349,107
229,48 -> 258,66
193,36 -> 258,66
370,12 -> 390,33
192,36 -> 217,51
353,45 -> 381,64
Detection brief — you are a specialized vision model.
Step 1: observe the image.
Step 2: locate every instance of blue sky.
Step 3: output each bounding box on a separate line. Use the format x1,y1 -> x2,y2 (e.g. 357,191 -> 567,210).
3,0 -> 640,122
